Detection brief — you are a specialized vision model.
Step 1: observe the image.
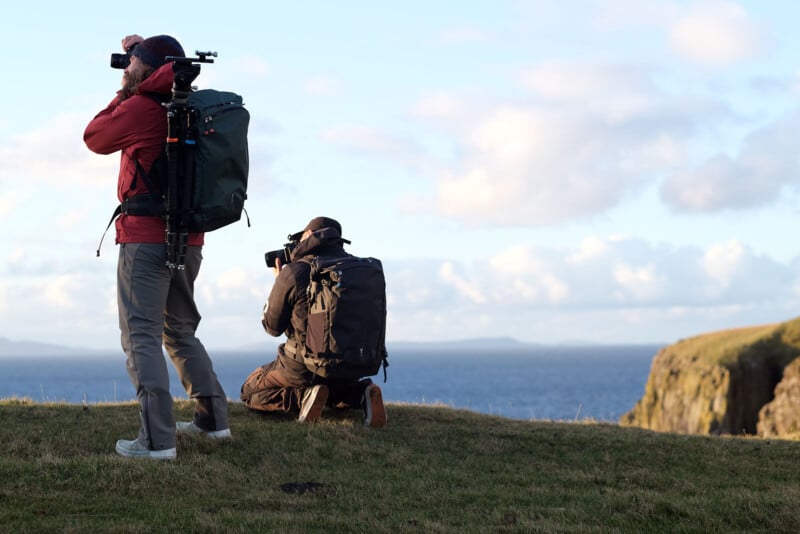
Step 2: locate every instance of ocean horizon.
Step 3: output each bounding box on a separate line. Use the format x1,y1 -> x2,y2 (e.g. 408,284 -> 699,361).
0,345 -> 660,423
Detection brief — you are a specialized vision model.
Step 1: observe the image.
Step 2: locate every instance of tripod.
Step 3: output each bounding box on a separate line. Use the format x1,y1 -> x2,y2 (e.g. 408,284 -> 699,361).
163,52 -> 216,269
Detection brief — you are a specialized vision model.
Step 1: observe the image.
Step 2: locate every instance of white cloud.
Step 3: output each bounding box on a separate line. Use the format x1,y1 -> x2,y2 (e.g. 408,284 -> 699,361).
320,125 -> 424,166
518,62 -> 660,122
661,113 -> 800,212
668,0 -> 764,65
702,239 -> 744,289
199,267 -> 267,309
439,261 -> 487,304
613,262 -> 662,301
381,238 -> 799,344
488,245 -> 542,276
41,275 -> 80,310
540,273 -> 570,302
412,91 -> 467,121
1,237 -> 798,349
423,68 -> 691,226
0,269 -> 118,348
569,236 -> 609,264
0,111 -> 116,189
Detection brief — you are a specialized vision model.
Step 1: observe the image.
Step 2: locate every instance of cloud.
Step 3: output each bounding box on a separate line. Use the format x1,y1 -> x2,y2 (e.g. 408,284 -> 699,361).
412,61 -> 704,226
668,0 -> 764,65
0,269 -> 118,348
569,236 -> 610,264
439,261 -> 487,304
201,266 -> 266,304
320,125 -> 426,167
702,239 -> 744,289
1,237 -> 797,349
382,238 -> 799,344
390,236 -> 794,312
412,91 -> 467,121
0,111 -> 116,189
613,262 -> 663,302
661,112 -> 800,211
0,194 -> 18,220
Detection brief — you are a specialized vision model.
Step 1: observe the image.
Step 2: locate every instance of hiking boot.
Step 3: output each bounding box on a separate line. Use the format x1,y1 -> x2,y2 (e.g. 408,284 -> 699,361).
363,384 -> 387,428
176,421 -> 232,439
115,438 -> 176,460
298,384 -> 329,423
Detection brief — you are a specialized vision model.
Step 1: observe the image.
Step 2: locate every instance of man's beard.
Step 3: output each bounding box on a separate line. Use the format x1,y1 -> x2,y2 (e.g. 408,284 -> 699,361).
120,67 -> 154,100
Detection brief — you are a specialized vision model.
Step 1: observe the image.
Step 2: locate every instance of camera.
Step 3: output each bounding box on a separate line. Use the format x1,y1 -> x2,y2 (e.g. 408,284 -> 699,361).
110,44 -> 137,70
265,236 -> 297,268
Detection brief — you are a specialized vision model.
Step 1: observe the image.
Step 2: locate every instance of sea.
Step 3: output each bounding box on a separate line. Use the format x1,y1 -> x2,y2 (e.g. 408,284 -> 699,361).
0,345 -> 660,423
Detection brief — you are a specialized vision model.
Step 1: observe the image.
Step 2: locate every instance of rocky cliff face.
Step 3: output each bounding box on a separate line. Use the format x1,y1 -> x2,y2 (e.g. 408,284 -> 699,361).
757,357 -> 800,437
621,318 -> 800,436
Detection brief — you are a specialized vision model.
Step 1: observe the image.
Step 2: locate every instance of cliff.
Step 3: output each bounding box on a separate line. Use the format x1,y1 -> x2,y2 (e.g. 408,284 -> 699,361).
621,317 -> 800,436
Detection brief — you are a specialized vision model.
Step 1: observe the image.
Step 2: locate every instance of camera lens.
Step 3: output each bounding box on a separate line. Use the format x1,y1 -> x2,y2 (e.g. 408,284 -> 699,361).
110,52 -> 131,70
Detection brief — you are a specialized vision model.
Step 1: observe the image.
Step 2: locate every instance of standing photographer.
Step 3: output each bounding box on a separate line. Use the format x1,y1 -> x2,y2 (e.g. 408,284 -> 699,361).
84,34 -> 230,460
241,216 -> 387,426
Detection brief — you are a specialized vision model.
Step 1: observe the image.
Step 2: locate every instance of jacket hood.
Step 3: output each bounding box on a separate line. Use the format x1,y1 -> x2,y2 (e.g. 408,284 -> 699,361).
289,227 -> 348,261
137,62 -> 175,97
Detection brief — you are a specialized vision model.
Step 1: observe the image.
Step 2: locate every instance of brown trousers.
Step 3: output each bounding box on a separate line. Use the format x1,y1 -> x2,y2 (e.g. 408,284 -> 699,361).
240,357 -> 307,413
240,352 -> 370,414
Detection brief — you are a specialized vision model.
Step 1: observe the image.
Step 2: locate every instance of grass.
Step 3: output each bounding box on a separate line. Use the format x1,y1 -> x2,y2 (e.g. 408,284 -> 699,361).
1,399 -> 800,532
668,317 -> 800,368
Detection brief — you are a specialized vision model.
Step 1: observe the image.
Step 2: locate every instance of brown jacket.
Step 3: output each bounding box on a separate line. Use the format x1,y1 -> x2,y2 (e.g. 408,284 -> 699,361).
262,228 -> 349,364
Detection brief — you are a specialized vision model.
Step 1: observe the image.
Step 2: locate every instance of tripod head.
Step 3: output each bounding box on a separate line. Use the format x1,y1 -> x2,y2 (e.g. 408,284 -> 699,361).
166,51 -> 218,103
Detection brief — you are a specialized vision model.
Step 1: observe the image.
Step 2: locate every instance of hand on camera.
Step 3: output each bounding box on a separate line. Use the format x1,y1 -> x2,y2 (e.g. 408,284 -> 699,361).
121,34 -> 143,52
272,257 -> 282,278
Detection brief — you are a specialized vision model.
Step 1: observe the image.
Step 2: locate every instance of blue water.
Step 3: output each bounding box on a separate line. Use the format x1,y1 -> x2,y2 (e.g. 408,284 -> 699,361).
0,346 -> 658,422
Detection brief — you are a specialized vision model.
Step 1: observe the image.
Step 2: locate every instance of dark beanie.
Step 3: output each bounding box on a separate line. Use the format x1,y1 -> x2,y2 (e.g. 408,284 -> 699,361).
131,35 -> 184,68
290,216 -> 345,241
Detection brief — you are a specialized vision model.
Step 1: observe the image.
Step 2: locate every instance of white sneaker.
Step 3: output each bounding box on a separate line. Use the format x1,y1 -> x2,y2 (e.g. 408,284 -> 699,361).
298,384 -> 329,423
115,438 -> 176,460
176,421 -> 232,439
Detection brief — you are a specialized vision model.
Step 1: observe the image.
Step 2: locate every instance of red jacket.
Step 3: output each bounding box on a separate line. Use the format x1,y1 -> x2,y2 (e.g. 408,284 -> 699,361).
84,63 -> 204,245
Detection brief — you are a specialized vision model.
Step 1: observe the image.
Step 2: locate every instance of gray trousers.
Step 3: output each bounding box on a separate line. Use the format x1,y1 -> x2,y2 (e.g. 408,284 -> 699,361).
118,243 -> 228,450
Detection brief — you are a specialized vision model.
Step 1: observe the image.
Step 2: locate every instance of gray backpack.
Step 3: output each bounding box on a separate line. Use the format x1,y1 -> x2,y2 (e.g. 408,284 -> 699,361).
301,255 -> 389,381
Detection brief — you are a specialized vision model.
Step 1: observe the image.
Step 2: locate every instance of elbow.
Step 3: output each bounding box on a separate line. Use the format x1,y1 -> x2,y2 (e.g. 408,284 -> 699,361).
83,133 -> 103,154
262,318 -> 280,337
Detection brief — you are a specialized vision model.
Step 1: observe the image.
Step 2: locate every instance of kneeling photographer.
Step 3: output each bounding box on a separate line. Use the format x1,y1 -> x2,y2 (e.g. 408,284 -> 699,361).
241,216 -> 388,426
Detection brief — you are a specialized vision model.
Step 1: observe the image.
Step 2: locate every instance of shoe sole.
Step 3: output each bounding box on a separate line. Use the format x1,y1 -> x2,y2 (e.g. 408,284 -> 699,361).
115,442 -> 176,460
176,422 -> 232,439
364,385 -> 387,428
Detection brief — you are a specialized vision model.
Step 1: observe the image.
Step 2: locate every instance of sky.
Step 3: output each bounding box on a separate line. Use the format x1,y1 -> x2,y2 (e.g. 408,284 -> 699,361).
2,0 -> 800,352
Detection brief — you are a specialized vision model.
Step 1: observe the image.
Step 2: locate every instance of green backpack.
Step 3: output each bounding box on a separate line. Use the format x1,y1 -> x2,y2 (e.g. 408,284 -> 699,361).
180,89 -> 250,232
101,88 -> 250,245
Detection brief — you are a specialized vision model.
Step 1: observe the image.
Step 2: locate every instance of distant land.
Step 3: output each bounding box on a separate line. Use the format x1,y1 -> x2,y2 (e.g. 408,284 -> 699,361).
0,336 -> 663,357
0,337 -> 106,357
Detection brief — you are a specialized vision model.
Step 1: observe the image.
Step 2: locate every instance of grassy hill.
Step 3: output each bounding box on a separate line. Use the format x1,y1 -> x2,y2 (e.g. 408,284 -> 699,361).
1,400 -> 799,532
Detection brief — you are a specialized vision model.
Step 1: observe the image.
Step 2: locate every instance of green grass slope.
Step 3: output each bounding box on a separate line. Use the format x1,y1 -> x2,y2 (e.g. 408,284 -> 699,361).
1,400 -> 799,532
665,316 -> 800,368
